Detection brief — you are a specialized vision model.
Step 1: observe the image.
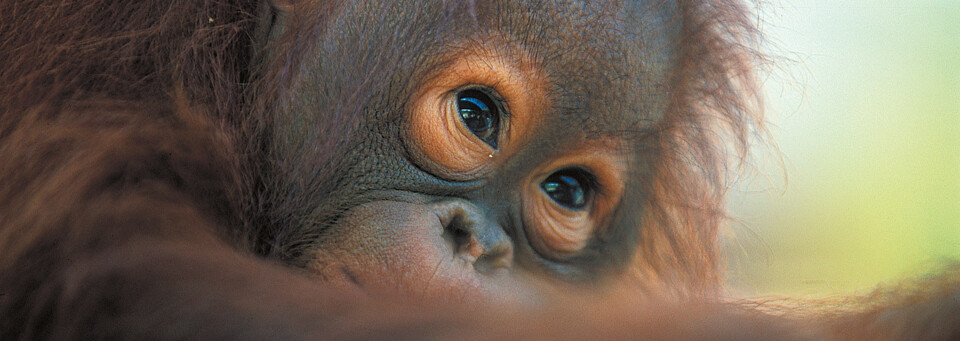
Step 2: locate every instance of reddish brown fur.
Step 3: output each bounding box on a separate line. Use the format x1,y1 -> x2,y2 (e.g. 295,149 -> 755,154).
0,0 -> 957,340
625,0 -> 764,296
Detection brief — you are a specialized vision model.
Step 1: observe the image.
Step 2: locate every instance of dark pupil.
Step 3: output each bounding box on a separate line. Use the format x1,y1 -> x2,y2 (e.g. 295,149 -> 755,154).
457,89 -> 499,148
540,170 -> 589,210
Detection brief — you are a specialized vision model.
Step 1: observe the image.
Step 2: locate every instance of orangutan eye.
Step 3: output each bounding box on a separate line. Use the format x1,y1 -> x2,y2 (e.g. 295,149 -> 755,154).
540,168 -> 595,210
456,88 -> 501,148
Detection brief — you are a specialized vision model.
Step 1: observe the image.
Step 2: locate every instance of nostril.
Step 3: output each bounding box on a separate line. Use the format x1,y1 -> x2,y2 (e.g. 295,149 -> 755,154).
430,200 -> 514,273
449,224 -> 485,263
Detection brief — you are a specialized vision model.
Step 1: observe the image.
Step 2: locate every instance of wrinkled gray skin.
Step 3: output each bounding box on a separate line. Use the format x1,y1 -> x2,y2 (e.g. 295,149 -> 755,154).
260,0 -> 677,302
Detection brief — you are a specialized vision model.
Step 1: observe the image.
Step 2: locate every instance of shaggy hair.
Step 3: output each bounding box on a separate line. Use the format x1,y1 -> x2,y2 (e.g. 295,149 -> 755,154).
3,1 -> 956,339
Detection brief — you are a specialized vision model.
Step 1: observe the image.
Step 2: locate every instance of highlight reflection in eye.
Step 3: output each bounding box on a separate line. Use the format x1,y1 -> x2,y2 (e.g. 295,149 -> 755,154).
540,168 -> 594,210
456,88 -> 501,148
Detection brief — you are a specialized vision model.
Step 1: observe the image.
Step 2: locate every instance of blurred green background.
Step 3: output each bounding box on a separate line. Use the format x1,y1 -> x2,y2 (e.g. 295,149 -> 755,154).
726,0 -> 960,296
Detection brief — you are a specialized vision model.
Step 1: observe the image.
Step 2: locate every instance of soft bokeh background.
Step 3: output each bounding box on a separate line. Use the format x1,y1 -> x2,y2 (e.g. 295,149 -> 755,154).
726,0 -> 960,296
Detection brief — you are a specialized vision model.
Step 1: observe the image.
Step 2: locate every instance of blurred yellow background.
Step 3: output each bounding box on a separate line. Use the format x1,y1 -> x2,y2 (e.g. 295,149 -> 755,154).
726,0 -> 960,296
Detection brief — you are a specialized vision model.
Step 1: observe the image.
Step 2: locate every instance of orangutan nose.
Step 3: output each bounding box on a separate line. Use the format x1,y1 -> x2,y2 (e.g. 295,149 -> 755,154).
430,199 -> 514,274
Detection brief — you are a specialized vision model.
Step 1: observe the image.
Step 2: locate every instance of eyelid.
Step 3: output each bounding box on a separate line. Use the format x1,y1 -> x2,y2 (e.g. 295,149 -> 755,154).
544,167 -> 600,211
569,167 -> 604,197
453,86 -> 503,150
404,46 -> 547,180
484,87 -> 512,118
521,144 -> 627,257
453,85 -> 512,118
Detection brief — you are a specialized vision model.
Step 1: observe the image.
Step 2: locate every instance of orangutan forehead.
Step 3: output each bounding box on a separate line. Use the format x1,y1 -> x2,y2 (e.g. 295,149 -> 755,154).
320,0 -> 681,134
